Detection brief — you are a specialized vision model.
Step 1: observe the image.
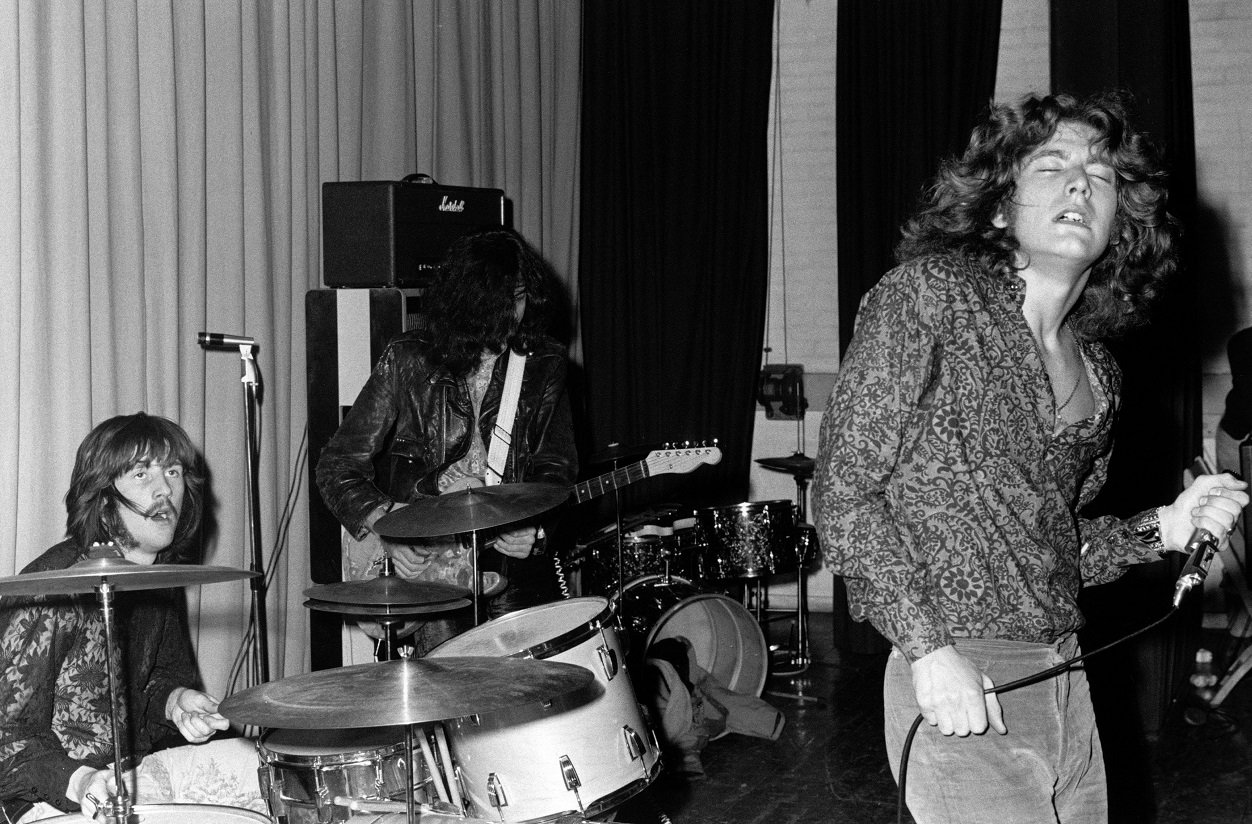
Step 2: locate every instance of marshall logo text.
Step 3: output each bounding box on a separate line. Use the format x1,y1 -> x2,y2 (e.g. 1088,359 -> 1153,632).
438,196 -> 466,213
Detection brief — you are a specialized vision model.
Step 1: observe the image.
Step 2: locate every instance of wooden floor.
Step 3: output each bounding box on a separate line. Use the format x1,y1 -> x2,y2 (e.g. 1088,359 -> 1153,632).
610,610 -> 1252,824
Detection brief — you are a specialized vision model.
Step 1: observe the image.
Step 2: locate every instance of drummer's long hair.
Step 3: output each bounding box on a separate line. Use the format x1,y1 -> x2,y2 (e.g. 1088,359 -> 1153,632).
65,412 -> 206,562
422,230 -> 561,379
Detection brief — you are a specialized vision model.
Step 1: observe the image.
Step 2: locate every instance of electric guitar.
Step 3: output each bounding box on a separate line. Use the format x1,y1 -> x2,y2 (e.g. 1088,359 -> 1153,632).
341,444 -> 723,588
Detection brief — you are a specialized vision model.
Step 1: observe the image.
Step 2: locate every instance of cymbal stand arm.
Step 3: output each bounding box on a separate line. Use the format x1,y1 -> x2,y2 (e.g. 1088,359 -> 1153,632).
97,581 -> 135,824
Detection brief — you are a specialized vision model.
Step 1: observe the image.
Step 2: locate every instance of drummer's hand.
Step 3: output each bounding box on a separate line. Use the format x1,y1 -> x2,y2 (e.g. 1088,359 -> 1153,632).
69,764 -> 135,819
494,526 -> 537,559
389,543 -> 435,578
166,687 -> 230,743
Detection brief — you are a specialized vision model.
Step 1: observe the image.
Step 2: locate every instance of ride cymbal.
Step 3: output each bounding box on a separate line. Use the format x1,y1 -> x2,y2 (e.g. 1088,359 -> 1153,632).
755,452 -> 816,479
218,656 -> 594,728
0,557 -> 257,596
373,482 -> 570,539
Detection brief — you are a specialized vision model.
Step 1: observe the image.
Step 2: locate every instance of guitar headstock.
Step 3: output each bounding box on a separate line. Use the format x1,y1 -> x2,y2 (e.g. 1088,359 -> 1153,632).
643,442 -> 723,477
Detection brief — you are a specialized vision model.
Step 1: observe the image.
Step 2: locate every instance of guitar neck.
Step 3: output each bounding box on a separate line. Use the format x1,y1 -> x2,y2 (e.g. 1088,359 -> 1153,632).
571,460 -> 649,504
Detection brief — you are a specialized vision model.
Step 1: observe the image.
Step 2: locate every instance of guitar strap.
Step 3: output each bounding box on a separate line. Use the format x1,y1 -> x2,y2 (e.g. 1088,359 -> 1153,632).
485,350 -> 526,486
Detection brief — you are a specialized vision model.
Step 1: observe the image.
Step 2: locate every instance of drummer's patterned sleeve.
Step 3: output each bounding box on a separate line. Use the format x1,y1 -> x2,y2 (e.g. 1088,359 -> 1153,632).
0,596 -> 110,812
813,260 -> 954,662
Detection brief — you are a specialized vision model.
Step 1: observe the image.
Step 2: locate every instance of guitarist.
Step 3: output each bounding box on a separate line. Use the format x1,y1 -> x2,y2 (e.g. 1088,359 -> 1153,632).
315,230 -> 578,656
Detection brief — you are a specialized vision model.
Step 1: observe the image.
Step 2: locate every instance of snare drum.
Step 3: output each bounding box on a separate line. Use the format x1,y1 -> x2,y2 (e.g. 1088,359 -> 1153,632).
257,727 -> 419,823
697,499 -> 800,579
613,574 -> 769,697
428,597 -> 660,823
44,806 -> 269,823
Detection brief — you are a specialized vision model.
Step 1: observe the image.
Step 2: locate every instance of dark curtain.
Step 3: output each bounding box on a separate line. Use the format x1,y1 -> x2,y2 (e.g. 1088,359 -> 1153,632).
1051,2 -> 1201,819
836,1 -> 1003,352
578,1 -> 776,523
832,1 -> 1002,652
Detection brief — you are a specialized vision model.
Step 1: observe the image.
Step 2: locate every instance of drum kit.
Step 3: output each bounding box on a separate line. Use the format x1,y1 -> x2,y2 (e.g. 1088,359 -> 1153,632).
0,482 -> 662,824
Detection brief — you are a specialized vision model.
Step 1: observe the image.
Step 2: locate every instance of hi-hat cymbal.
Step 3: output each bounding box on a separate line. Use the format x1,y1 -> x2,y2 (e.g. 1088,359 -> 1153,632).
0,556 -> 258,597
374,482 -> 570,539
303,598 -> 472,618
218,656 -> 594,728
755,453 -> 816,479
304,576 -> 470,607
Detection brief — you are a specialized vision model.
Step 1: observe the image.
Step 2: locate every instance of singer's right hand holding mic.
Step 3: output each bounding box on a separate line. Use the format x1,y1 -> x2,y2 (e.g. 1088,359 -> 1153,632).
1159,473 -> 1249,553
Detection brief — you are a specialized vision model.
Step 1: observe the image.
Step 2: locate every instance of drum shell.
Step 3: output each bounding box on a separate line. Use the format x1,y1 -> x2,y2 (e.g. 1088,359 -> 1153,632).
429,597 -> 660,823
43,805 -> 269,823
576,518 -> 702,596
696,500 -> 800,579
257,727 -> 418,823
613,574 -> 769,698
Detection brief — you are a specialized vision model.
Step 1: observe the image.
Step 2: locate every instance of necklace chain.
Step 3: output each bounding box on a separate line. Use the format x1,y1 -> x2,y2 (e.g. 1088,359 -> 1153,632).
1056,371 -> 1082,413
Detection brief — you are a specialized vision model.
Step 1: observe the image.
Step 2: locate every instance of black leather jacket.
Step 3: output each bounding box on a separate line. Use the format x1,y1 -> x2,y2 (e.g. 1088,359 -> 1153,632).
315,331 -> 578,539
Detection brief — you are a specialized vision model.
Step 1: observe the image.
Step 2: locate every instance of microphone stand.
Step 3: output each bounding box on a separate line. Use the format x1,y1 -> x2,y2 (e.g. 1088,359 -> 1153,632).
237,343 -> 270,684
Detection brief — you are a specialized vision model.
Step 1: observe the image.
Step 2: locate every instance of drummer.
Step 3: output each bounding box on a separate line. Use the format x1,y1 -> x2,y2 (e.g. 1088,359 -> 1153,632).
0,413 -> 264,822
316,230 -> 578,655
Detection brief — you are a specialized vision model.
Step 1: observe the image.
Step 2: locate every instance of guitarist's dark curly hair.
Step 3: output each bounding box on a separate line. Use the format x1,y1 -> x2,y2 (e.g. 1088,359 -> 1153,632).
422,230 -> 561,378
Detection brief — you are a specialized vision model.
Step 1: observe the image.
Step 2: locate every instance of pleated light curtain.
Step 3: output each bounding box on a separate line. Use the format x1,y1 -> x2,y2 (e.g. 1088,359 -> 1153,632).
0,0 -> 581,696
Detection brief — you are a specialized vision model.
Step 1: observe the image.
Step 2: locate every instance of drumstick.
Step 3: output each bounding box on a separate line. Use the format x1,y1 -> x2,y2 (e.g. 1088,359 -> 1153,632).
417,726 -> 451,805
434,724 -> 464,811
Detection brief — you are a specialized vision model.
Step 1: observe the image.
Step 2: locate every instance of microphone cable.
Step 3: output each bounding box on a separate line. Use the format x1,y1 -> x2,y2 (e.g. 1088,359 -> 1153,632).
895,605 -> 1180,824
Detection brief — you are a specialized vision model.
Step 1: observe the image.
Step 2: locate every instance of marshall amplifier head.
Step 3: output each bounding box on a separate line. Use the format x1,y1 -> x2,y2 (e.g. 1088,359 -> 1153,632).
322,177 -> 508,288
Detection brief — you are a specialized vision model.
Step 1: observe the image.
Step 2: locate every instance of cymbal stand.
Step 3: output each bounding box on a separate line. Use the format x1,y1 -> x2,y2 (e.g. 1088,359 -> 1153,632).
96,579 -> 137,824
470,530 -> 483,626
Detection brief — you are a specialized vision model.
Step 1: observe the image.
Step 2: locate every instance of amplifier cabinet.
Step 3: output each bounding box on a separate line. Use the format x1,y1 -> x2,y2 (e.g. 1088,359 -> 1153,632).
322,180 -> 507,288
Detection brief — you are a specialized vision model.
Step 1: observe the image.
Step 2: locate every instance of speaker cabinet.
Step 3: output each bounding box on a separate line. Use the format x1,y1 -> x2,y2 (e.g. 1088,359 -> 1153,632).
306,288 -> 420,669
321,180 -> 507,288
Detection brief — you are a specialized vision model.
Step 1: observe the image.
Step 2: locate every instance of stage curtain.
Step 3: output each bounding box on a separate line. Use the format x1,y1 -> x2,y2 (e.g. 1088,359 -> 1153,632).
578,1 -> 776,516
835,0 -> 1003,352
0,0 -> 580,696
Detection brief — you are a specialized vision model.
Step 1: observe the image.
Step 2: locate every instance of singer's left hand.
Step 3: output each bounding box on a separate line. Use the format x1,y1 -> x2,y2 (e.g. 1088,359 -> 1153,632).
1161,473 -> 1249,552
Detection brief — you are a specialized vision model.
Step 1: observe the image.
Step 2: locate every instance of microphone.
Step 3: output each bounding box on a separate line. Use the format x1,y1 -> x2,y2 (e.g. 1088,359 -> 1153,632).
1172,528 -> 1220,608
198,332 -> 254,349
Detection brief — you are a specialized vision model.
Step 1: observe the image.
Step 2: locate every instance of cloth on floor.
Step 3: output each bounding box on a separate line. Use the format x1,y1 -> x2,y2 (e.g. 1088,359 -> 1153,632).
644,636 -> 785,776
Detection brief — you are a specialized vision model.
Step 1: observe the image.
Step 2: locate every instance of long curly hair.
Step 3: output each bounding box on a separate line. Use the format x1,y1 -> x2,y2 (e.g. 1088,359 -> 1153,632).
64,412 -> 205,562
896,90 -> 1178,339
422,230 -> 561,378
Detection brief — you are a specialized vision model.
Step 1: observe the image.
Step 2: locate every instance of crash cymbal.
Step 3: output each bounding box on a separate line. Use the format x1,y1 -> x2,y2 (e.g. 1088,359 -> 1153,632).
218,656 -> 594,728
303,598 -> 472,617
0,556 -> 258,597
755,452 -> 816,479
374,482 -> 570,539
304,576 -> 470,607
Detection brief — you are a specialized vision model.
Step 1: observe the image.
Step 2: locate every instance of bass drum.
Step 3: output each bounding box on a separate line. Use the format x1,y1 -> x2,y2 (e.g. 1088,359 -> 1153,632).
428,597 -> 660,823
612,574 -> 769,697
44,806 -> 269,823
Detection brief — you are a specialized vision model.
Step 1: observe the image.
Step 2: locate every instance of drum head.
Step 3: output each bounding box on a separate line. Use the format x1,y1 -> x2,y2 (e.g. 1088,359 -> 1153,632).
645,593 -> 769,697
44,805 -> 270,823
261,726 -> 405,757
430,597 -> 611,659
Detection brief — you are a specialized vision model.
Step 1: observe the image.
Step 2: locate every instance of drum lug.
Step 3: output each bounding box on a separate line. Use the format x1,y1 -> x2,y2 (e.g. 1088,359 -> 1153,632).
487,772 -> 509,811
597,643 -> 619,680
622,724 -> 646,761
559,755 -> 586,811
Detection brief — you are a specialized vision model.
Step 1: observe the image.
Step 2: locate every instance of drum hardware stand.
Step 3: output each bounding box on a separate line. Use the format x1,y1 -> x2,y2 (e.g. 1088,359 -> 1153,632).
97,579 -> 139,824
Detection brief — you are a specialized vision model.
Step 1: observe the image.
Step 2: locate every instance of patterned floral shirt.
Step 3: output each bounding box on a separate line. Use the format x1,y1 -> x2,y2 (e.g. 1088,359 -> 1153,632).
0,541 -> 196,811
814,254 -> 1162,663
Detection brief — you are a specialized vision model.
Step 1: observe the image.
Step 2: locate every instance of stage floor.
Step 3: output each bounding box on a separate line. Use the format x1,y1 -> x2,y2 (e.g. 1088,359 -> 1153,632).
613,609 -> 1252,824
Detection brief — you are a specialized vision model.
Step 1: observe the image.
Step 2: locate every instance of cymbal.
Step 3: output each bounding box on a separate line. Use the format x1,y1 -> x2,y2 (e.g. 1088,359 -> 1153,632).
374,482 -> 570,539
0,557 -> 258,597
755,452 -> 815,479
303,576 -> 470,607
303,598 -> 471,617
588,441 -> 662,467
218,656 -> 594,728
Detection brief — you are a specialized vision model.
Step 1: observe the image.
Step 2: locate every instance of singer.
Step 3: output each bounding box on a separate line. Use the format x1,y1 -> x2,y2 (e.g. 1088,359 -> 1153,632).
814,91 -> 1248,824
